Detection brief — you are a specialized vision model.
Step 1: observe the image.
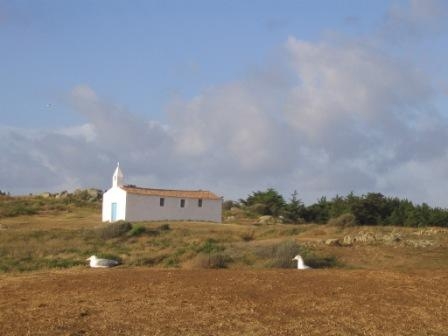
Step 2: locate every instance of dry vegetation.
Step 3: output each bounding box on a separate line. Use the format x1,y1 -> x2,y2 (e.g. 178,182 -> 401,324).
1,206 -> 447,272
1,268 -> 447,336
1,195 -> 448,335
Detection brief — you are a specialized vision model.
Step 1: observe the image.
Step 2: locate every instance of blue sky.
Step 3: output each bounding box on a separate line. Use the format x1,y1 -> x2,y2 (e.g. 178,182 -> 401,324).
1,0 -> 448,206
1,0 -> 391,126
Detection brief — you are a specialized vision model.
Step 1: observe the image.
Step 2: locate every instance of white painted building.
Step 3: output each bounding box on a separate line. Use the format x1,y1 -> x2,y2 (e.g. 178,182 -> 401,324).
102,164 -> 222,223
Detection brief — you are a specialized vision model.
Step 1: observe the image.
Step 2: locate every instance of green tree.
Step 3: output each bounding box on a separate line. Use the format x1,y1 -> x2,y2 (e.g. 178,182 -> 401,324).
329,194 -> 350,218
304,197 -> 330,223
242,188 -> 286,216
282,190 -> 305,223
351,193 -> 391,225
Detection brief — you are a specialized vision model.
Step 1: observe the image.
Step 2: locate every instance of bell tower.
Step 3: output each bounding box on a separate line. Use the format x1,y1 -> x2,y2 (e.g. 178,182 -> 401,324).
112,162 -> 124,187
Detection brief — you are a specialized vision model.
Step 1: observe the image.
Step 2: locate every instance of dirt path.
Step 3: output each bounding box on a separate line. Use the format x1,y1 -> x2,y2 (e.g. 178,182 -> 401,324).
1,268 -> 447,335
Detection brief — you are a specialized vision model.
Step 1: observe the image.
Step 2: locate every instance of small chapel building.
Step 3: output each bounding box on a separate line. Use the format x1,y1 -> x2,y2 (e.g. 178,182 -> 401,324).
102,164 -> 222,223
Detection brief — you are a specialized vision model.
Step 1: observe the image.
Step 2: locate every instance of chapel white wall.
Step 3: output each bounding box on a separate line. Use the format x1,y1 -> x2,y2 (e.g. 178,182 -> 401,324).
125,193 -> 222,223
102,187 -> 127,222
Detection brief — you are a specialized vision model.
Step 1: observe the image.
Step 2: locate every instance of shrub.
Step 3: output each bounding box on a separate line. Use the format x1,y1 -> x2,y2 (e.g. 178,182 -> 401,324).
145,228 -> 160,236
270,240 -> 302,268
8,204 -> 38,217
193,239 -> 229,268
257,240 -> 302,268
241,188 -> 286,216
196,239 -> 223,254
98,221 -> 132,239
158,224 -> 171,231
222,200 -> 235,211
163,255 -> 180,268
280,227 -> 301,236
197,253 -> 232,269
128,224 -> 146,237
0,201 -> 38,217
45,258 -> 82,269
241,230 -> 255,242
133,255 -> 166,266
327,213 -> 357,228
305,256 -> 339,268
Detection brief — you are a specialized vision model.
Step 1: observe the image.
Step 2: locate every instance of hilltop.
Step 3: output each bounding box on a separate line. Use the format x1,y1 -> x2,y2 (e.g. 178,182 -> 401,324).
1,192 -> 448,272
1,193 -> 448,335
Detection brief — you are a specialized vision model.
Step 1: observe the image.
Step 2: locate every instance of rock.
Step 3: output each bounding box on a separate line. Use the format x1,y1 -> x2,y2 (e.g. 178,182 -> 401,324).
257,215 -> 276,225
40,192 -> 51,198
73,188 -> 83,195
405,239 -> 434,248
415,228 -> 448,236
225,216 -> 236,222
341,235 -> 354,246
86,188 -> 101,199
340,231 -> 376,246
356,231 -> 376,243
229,207 -> 243,214
325,239 -> 340,246
55,190 -> 68,199
382,233 -> 401,244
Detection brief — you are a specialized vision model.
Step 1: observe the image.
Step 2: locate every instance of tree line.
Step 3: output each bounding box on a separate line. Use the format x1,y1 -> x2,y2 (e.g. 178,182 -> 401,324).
224,189 -> 448,227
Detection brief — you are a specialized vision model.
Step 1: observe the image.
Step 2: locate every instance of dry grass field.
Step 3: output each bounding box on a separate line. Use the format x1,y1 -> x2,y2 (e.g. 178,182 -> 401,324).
1,201 -> 448,335
1,268 -> 447,335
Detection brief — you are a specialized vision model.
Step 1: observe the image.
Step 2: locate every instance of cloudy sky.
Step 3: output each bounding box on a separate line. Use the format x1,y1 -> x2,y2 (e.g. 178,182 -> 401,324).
1,0 -> 448,206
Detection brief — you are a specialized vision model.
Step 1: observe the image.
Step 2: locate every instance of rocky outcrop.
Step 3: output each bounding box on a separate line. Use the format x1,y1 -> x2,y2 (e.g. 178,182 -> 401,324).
325,239 -> 340,246
404,239 -> 434,248
324,230 -> 441,248
335,231 -> 402,246
224,215 -> 236,222
414,228 -> 448,236
257,215 -> 277,225
38,188 -> 103,202
54,191 -> 68,199
86,188 -> 101,200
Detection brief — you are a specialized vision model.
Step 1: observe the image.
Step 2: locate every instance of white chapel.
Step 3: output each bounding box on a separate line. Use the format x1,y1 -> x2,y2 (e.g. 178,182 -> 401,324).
102,164 -> 222,223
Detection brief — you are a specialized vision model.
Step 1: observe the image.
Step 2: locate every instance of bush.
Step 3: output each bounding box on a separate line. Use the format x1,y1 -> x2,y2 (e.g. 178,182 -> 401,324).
163,255 -> 180,268
6,204 -> 38,217
133,255 -> 166,266
45,258 -> 82,269
305,256 -> 339,268
196,239 -> 223,254
241,188 -> 286,217
128,224 -> 146,237
257,240 -> 302,268
192,239 -> 230,268
145,228 -> 161,236
98,221 -> 132,239
158,224 -> 171,231
241,230 -> 255,242
222,200 -> 235,211
256,240 -> 339,269
0,201 -> 38,217
327,213 -> 357,228
197,253 -> 232,269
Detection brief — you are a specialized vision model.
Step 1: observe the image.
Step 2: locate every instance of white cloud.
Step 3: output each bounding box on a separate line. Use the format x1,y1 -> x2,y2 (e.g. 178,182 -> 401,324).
56,124 -> 96,142
284,36 -> 437,161
168,82 -> 293,174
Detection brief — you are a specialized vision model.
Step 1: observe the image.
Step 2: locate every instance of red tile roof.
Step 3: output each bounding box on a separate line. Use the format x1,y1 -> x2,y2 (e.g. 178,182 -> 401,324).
122,185 -> 221,200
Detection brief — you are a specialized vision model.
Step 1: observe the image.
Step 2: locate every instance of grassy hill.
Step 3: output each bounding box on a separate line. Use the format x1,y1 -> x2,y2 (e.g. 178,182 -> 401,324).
1,193 -> 448,273
1,194 -> 448,335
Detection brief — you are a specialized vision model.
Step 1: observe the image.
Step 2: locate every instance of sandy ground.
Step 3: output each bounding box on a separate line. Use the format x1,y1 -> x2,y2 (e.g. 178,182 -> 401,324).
1,268 -> 447,336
